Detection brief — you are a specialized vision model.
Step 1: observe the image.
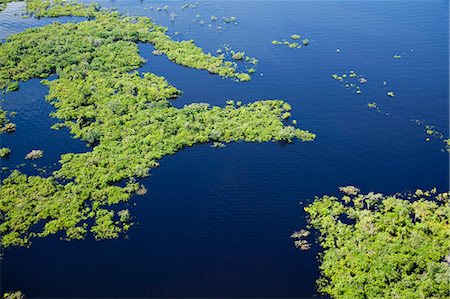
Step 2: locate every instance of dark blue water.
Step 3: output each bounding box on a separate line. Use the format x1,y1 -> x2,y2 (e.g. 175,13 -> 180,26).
1,1 -> 448,298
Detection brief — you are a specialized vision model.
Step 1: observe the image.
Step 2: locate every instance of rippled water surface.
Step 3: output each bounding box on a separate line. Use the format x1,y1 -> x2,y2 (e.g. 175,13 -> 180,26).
0,1 -> 449,298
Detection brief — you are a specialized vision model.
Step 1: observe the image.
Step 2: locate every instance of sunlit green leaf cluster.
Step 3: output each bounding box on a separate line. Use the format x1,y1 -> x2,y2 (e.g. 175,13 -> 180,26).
0,0 -> 315,247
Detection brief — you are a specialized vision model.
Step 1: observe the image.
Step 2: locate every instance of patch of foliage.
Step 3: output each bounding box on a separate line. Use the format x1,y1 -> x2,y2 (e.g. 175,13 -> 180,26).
331,71 -> 366,94
0,0 -> 315,248
2,290 -> 25,299
298,188 -> 450,299
272,34 -> 310,49
0,0 -> 17,12
216,44 -> 259,76
444,139 -> 450,152
0,106 -> 16,133
211,142 -> 225,148
25,149 -> 43,160
231,51 -> 245,60
338,185 -> 359,196
411,119 -> 448,150
367,102 -> 378,110
222,16 -> 236,24
0,0 -> 254,91
0,147 -> 11,157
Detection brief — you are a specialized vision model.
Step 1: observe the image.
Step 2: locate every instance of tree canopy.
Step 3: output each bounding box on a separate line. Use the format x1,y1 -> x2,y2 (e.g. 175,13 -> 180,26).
296,188 -> 450,299
0,0 -> 315,248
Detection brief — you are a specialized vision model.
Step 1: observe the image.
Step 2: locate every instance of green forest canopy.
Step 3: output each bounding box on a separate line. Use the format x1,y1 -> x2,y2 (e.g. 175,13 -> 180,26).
295,188 -> 450,299
0,0 -> 315,248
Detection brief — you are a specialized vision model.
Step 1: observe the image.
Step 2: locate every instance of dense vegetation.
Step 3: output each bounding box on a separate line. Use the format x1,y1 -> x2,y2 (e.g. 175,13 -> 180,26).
1,0 -> 254,90
2,290 -> 24,299
0,0 -> 315,248
0,106 -> 16,133
296,188 -> 450,299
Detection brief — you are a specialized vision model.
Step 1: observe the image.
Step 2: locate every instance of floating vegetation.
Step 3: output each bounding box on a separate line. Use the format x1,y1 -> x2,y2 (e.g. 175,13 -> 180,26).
338,185 -> 360,196
0,147 -> 11,158
25,150 -> 43,160
331,70 -> 366,94
411,121 -> 448,149
297,188 -> 450,298
231,51 -> 245,60
272,34 -> 310,49
211,142 -> 226,148
331,74 -> 342,81
223,16 -> 237,24
387,91 -> 395,97
135,186 -> 148,196
2,290 -> 25,299
181,3 -> 198,10
290,229 -> 310,250
444,139 -> 450,152
0,0 -> 315,248
425,125 -> 441,137
2,122 -> 16,133
0,106 -> 16,133
367,102 -> 378,109
216,44 -> 259,74
393,50 -> 414,60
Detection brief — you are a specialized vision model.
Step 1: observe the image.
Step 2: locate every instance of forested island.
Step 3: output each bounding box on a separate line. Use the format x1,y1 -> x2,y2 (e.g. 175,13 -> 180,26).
0,0 -> 315,247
